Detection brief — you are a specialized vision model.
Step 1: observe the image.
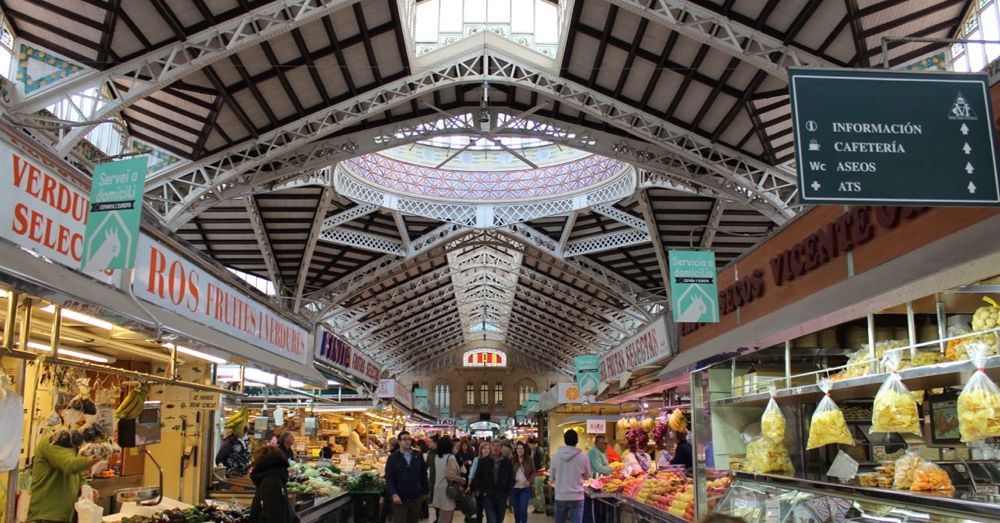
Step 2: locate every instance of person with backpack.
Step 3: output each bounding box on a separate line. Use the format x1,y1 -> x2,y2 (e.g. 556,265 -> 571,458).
248,445 -> 299,523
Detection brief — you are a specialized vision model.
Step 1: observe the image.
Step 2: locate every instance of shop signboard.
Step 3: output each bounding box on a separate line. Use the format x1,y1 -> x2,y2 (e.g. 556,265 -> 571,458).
574,355 -> 600,394
413,388 -> 430,413
439,406 -> 450,419
314,329 -> 380,386
189,392 -> 220,410
375,379 -> 413,410
789,68 -> 1000,206
586,419 -> 606,434
599,315 -> 674,385
81,157 -> 146,271
554,382 -> 583,404
668,250 -> 719,323
0,137 -> 111,283
516,405 -> 528,417
133,236 -> 310,365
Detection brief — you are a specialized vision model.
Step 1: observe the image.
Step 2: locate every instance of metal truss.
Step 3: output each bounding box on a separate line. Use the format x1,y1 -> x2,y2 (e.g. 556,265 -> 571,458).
602,0 -> 834,81
448,242 -> 522,343
392,212 -> 412,254
243,195 -> 285,299
700,199 -> 727,249
13,0 -> 359,155
322,203 -> 379,231
345,283 -> 457,342
591,204 -> 647,231
637,189 -> 671,291
148,43 -> 796,227
294,187 -> 334,312
563,229 -> 651,257
326,265 -> 455,330
319,227 -> 404,255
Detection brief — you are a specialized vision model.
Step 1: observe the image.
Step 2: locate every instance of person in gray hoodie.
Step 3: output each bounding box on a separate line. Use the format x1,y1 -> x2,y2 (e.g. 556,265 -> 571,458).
550,429 -> 591,523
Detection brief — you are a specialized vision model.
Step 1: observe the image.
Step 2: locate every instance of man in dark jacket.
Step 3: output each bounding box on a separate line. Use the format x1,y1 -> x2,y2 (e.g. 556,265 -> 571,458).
384,431 -> 429,523
278,431 -> 296,463
473,441 -> 515,523
249,446 -> 298,523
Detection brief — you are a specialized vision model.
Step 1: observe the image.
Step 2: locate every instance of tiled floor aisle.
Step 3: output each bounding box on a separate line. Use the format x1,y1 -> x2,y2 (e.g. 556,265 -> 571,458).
424,509 -> 553,522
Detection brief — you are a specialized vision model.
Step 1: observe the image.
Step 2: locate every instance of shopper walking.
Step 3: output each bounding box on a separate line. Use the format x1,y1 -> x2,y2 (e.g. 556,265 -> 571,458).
588,435 -> 612,476
456,439 -> 476,479
385,431 -> 428,523
248,445 -> 298,523
215,432 -> 250,477
510,442 -> 535,523
467,442 -> 492,523
551,429 -> 590,523
430,435 -> 463,523
473,441 -> 515,523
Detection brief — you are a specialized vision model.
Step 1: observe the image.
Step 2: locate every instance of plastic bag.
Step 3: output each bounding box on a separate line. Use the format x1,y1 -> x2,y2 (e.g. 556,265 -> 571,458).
892,449 -> 924,490
761,396 -> 785,441
871,352 -> 921,435
909,462 -> 954,493
0,377 -> 24,472
74,485 -> 103,523
744,436 -> 794,475
806,380 -> 853,450
957,342 -> 1000,442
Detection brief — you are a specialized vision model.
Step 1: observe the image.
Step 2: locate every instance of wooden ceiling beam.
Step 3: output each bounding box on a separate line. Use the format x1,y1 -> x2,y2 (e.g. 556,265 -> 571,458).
260,40 -> 306,115
201,65 -> 260,138
712,70 -> 767,142
291,28 -> 332,105
321,17 -> 359,96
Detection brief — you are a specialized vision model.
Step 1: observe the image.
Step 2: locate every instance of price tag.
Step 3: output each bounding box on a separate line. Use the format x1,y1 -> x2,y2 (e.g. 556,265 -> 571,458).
765,498 -> 781,522
586,419 -> 606,433
827,450 -> 859,481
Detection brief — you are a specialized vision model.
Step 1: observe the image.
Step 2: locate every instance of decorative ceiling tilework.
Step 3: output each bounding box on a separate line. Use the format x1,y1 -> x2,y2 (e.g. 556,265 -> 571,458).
343,153 -> 629,202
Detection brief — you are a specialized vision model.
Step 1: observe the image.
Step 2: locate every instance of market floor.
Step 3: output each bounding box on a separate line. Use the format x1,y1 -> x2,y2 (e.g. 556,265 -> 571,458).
426,509 -> 553,522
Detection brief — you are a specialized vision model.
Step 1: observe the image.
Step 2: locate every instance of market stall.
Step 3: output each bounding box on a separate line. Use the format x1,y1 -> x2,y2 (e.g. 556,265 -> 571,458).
659,205 -> 1000,522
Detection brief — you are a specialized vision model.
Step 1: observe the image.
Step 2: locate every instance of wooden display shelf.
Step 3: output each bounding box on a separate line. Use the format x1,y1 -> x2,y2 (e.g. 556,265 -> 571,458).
712,356 -> 1000,408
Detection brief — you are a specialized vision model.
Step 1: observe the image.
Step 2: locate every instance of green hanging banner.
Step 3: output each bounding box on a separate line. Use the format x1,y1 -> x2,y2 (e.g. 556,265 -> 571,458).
81,157 -> 147,271
668,250 -> 719,323
574,355 -> 600,395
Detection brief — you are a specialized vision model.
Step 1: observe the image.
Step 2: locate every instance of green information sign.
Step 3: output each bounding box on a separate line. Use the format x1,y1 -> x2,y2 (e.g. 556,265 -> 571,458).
789,68 -> 1000,205
82,157 -> 147,271
668,250 -> 719,323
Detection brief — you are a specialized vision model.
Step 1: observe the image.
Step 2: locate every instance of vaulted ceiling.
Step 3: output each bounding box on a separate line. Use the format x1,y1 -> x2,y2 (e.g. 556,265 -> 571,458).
0,0 -> 972,375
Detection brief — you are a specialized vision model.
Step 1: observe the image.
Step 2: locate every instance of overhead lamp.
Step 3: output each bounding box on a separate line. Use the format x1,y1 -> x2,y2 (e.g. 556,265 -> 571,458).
27,342 -> 112,363
0,289 -> 8,299
40,305 -> 112,330
327,379 -> 342,386
163,343 -> 227,365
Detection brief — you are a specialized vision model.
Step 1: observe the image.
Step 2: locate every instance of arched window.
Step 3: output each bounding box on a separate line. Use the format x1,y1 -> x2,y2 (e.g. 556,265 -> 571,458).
518,380 -> 537,405
433,382 -> 451,410
463,348 -> 506,367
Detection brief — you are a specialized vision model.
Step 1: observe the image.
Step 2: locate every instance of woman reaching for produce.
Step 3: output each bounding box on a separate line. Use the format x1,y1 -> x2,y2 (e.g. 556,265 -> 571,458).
27,427 -> 102,523
248,445 -> 299,523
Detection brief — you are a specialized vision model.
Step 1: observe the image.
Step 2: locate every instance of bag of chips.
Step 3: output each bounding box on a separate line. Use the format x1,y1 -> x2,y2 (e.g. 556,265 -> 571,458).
744,436 -> 794,476
909,462 -> 954,494
957,342 -> 1000,442
806,379 -> 853,449
871,352 -> 922,435
761,396 -> 785,441
892,449 -> 924,490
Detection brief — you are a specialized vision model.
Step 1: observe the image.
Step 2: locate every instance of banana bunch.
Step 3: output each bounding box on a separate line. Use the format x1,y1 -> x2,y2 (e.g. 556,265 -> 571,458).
223,409 -> 249,434
115,384 -> 148,420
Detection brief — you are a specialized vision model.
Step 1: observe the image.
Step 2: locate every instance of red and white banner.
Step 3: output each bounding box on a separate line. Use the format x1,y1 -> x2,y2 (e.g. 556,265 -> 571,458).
599,315 -> 674,385
0,138 -> 111,283
133,235 -> 309,364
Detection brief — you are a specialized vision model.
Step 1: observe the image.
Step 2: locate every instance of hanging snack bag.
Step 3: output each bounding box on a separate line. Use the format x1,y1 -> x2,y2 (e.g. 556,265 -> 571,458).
761,396 -> 785,441
892,449 -> 925,490
744,436 -> 794,475
957,342 -> 1000,442
871,352 -> 921,435
909,462 -> 955,494
806,379 -> 853,449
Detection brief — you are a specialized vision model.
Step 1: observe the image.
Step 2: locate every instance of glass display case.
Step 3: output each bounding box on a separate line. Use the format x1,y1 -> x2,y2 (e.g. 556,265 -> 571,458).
717,472 -> 1000,523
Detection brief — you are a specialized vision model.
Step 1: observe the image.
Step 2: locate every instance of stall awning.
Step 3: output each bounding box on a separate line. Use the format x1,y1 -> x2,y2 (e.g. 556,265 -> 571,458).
658,213 -> 1000,381
0,240 -> 326,386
